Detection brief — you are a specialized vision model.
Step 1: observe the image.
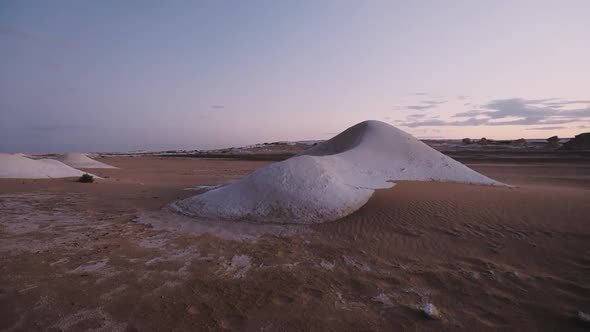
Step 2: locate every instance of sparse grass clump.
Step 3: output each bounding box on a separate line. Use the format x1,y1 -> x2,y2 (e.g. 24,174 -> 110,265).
78,173 -> 94,183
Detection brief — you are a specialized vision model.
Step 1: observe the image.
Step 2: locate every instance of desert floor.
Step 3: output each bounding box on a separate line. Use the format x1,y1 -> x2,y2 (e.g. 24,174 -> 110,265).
1,156 -> 589,331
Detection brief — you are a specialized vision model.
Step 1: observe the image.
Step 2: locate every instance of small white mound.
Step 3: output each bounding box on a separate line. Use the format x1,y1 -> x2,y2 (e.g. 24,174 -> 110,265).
174,120 -> 505,224
0,153 -> 88,179
173,155 -> 378,223
56,153 -> 116,169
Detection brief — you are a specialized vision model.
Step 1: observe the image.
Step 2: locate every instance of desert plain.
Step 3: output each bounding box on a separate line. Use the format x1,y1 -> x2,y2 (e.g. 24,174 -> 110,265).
1,147 -> 589,331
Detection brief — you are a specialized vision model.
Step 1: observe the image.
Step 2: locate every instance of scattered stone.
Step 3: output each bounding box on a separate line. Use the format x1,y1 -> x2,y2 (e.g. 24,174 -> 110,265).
421,303 -> 441,320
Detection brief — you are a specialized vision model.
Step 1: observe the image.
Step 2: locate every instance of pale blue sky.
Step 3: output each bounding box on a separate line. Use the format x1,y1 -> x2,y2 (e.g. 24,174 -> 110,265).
1,0 -> 589,152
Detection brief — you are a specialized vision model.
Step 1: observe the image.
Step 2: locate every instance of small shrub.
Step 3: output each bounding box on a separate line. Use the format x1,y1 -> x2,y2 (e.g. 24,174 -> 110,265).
78,174 -> 94,183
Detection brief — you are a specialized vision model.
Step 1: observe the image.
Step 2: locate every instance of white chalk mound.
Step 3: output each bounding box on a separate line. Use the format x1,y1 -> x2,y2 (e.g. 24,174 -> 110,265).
0,153 -> 89,179
57,153 -> 116,169
173,120 -> 504,224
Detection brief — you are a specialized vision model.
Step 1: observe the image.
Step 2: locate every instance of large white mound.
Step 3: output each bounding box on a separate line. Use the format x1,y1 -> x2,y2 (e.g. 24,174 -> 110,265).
173,120 -> 505,224
56,153 -> 116,169
301,120 -> 501,185
0,153 -> 88,179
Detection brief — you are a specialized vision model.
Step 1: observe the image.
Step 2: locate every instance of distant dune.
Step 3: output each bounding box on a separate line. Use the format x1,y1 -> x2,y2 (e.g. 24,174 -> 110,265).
56,153 -> 117,169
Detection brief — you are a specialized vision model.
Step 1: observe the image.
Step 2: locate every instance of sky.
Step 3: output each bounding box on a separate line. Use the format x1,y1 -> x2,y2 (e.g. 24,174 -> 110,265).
1,0 -> 589,153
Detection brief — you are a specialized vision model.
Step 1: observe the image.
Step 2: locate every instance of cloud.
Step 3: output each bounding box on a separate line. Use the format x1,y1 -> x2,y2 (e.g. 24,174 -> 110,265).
411,92 -> 428,96
401,98 -> 590,128
525,126 -> 567,130
422,100 -> 446,105
0,24 -> 71,48
31,124 -> 95,132
407,105 -> 434,111
402,118 -> 489,128
405,99 -> 447,111
452,110 -> 484,118
210,105 -> 225,109
543,100 -> 590,107
0,25 -> 43,41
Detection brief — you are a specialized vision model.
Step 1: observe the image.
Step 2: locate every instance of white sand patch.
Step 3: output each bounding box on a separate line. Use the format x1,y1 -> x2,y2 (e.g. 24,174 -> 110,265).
372,293 -> 394,307
160,280 -> 183,288
342,255 -> 372,272
183,184 -> 224,191
0,153 -> 88,179
67,258 -> 109,274
144,249 -> 197,266
68,259 -> 119,284
222,255 -> 252,278
334,291 -> 366,311
52,307 -> 126,332
319,260 -> 336,271
0,194 -> 96,254
18,284 -> 39,293
49,257 -> 70,266
139,237 -> 169,249
162,261 -> 192,279
56,152 -> 117,169
137,209 -> 308,241
99,285 -> 129,301
173,120 -> 506,224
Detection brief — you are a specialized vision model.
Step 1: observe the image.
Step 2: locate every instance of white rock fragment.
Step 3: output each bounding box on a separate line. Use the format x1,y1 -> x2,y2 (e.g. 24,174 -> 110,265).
223,255 -> 252,278
421,303 -> 441,320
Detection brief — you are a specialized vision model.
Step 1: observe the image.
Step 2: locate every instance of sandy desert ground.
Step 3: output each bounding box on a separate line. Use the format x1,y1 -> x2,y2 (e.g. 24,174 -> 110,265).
1,155 -> 589,331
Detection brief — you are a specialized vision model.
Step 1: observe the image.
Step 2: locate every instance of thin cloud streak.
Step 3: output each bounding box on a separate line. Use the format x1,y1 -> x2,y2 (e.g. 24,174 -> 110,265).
402,98 -> 590,128
30,124 -> 95,132
526,126 -> 567,130
0,24 -> 72,47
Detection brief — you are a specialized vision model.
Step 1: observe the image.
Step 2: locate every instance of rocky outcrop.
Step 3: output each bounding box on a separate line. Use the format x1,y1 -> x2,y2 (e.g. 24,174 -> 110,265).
547,136 -> 560,148
561,133 -> 590,150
